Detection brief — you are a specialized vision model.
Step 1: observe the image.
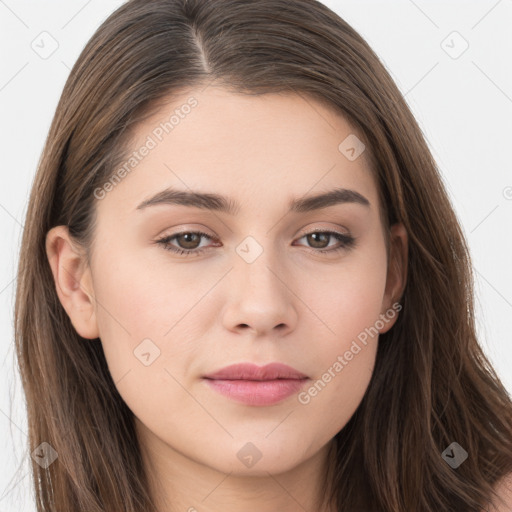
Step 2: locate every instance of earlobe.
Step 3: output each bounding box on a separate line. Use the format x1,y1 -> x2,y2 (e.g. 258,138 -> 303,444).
380,222 -> 408,333
45,225 -> 99,339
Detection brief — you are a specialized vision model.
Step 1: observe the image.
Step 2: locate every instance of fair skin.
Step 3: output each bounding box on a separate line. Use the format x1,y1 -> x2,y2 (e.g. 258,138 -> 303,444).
489,474 -> 512,511
45,86 -> 410,511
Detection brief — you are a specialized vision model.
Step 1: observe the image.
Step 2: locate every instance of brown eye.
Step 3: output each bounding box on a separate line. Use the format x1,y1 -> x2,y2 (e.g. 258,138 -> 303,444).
175,232 -> 202,250
156,230 -> 216,257
306,232 -> 330,249
294,230 -> 356,254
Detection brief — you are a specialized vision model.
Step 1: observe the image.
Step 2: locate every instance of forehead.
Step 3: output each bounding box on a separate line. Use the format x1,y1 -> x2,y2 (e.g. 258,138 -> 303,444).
97,86 -> 379,218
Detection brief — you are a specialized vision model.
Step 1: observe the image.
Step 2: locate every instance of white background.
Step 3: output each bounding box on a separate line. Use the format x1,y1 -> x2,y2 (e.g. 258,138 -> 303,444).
1,0 -> 511,509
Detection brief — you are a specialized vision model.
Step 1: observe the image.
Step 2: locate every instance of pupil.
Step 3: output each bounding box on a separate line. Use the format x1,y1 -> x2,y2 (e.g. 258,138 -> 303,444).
309,233 -> 328,248
180,233 -> 199,248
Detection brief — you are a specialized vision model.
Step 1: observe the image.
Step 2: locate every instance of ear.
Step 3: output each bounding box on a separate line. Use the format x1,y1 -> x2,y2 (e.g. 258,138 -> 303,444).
45,225 -> 99,339
379,222 -> 408,334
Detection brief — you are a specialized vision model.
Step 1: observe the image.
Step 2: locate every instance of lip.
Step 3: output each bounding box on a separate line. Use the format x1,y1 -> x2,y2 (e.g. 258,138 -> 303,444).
203,362 -> 308,380
202,363 -> 309,406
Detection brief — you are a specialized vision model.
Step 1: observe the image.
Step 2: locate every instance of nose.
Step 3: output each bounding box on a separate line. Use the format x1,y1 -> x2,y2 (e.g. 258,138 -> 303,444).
220,243 -> 298,337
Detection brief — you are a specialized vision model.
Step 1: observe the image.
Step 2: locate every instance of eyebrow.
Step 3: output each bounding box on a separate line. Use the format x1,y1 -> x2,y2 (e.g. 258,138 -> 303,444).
135,186 -> 370,215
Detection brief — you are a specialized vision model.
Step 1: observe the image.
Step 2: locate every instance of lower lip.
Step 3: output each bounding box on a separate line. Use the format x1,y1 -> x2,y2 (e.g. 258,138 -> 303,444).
203,378 -> 309,406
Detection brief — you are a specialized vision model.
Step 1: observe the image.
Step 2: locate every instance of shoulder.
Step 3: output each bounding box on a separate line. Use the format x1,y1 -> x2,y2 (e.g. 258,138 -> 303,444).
488,472 -> 512,512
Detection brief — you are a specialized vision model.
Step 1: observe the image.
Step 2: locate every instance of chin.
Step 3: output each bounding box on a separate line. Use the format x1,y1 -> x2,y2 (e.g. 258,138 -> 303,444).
203,437 -> 318,476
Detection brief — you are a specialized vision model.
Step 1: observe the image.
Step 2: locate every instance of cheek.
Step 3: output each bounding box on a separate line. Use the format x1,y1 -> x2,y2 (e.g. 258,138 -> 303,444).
298,346 -> 377,438
90,253 -> 181,379
297,291 -> 382,435
294,244 -> 387,424
90,259 -> 196,428
304,242 -> 388,348
90,246 -> 214,416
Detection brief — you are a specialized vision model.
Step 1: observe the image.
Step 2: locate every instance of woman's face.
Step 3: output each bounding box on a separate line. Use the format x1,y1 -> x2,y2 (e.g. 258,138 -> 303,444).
48,86 -> 406,482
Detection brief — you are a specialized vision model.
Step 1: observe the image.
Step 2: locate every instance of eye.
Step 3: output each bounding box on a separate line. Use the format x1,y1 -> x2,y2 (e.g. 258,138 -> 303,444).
156,230 -> 218,257
155,229 -> 356,257
293,230 -> 356,254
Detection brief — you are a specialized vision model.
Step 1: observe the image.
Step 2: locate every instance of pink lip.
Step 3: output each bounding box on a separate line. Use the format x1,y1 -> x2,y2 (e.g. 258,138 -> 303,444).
202,363 -> 309,406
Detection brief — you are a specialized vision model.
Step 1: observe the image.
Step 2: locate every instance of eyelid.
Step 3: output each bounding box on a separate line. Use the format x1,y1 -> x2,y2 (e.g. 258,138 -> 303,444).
295,225 -> 350,238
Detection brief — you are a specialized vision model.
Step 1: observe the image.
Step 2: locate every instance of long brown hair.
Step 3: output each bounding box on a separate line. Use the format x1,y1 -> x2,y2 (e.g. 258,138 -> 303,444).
14,0 -> 512,510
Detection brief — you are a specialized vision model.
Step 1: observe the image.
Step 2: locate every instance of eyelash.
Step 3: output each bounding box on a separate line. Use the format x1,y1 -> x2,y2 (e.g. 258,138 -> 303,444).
155,229 -> 356,258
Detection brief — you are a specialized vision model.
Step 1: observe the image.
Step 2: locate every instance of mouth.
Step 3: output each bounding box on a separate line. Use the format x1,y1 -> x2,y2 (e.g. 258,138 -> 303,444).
202,362 -> 309,406
203,362 -> 308,380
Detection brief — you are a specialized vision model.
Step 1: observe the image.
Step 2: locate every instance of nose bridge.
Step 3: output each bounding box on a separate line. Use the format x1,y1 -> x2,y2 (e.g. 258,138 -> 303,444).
233,233 -> 286,298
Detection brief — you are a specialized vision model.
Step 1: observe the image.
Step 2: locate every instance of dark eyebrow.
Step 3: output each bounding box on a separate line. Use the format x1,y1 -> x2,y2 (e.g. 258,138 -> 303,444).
135,186 -> 370,215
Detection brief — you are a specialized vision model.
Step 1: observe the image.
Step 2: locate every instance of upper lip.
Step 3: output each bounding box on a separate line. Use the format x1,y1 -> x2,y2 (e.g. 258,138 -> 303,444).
203,363 -> 308,381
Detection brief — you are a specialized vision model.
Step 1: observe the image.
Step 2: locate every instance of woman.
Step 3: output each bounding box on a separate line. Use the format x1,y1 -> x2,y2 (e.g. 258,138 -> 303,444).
14,0 -> 512,510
